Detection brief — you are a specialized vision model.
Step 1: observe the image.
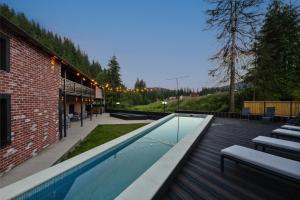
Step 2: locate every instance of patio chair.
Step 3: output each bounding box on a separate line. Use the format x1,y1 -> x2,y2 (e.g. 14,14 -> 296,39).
240,108 -> 250,120
61,115 -> 71,128
271,128 -> 300,139
262,107 -> 275,122
281,125 -> 300,131
220,145 -> 300,183
71,112 -> 80,121
286,112 -> 300,125
252,136 -> 300,154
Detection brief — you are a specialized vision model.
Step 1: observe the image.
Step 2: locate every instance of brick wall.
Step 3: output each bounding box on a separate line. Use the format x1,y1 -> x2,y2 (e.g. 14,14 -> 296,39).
0,26 -> 61,174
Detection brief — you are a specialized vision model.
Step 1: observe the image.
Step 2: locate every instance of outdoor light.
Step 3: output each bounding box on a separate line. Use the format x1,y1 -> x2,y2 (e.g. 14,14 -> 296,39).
116,102 -> 120,105
50,57 -> 56,65
162,101 -> 168,112
82,78 -> 86,81
76,72 -> 80,76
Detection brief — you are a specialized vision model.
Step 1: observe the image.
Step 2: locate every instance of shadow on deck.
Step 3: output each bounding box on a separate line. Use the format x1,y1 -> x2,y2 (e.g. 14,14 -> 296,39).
164,118 -> 300,200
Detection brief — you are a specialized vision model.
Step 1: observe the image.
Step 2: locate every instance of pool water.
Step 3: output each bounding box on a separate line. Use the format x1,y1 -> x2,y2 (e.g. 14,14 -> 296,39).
17,115 -> 204,200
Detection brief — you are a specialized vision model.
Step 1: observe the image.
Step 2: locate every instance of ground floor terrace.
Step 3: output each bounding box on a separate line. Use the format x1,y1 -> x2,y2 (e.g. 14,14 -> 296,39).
163,118 -> 300,200
0,113 -> 153,188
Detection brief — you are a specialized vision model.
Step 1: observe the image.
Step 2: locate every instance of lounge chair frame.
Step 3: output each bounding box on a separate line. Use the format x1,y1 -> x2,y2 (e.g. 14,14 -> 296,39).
271,131 -> 300,139
220,154 -> 300,184
254,142 -> 299,155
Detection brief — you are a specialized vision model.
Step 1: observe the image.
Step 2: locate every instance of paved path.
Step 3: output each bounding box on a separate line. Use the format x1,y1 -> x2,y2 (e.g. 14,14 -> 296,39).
0,113 -> 153,188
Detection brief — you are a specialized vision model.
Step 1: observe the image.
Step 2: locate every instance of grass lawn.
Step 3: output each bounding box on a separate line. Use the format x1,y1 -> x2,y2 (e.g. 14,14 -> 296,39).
62,123 -> 148,161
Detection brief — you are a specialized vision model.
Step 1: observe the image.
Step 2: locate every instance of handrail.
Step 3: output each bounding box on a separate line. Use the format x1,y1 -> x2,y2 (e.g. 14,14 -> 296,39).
60,78 -> 95,97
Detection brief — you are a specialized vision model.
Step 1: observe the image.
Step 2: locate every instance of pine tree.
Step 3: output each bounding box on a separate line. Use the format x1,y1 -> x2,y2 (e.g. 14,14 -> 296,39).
107,56 -> 122,88
134,78 -> 146,89
247,0 -> 300,100
206,0 -> 261,111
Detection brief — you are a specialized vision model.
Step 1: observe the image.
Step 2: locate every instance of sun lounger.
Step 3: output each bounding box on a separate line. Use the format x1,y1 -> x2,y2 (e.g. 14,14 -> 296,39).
271,128 -> 300,139
252,136 -> 300,154
281,125 -> 300,131
220,145 -> 300,183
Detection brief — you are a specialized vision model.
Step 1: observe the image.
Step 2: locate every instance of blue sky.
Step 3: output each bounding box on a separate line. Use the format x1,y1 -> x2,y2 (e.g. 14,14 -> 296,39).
0,0 -> 270,89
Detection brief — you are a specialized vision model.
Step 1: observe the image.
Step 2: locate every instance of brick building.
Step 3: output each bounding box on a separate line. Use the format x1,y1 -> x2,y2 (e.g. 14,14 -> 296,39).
0,16 -> 103,174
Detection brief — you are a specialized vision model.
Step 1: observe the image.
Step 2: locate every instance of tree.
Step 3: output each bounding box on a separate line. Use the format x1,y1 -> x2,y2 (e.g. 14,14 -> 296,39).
134,78 -> 146,89
107,56 -> 122,88
246,0 -> 300,100
0,3 -> 103,79
206,0 -> 261,111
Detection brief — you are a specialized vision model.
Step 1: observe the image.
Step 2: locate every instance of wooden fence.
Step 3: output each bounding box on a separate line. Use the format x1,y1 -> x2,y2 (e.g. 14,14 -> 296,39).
244,101 -> 300,117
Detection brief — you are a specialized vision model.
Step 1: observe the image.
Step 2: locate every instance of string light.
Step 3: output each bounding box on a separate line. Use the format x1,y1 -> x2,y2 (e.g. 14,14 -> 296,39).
50,57 -> 56,65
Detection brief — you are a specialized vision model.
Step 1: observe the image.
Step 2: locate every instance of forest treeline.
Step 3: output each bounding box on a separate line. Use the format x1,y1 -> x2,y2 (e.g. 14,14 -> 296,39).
0,4 -> 105,80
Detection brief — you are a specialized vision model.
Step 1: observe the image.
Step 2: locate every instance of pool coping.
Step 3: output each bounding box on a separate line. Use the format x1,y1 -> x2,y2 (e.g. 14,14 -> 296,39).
116,114 -> 214,200
0,114 -> 175,200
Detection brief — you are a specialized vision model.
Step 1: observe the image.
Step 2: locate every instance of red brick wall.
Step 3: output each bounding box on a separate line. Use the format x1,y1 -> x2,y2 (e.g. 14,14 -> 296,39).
0,27 -> 61,175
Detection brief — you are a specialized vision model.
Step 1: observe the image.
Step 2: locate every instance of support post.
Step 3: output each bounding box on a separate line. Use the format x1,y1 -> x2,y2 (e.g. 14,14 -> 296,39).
63,70 -> 67,137
90,82 -> 92,121
81,79 -> 83,127
58,89 -> 63,140
290,101 -> 293,117
96,99 -> 98,117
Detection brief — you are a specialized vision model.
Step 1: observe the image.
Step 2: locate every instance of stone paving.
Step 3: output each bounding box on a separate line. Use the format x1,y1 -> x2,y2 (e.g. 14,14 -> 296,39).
0,113 -> 153,188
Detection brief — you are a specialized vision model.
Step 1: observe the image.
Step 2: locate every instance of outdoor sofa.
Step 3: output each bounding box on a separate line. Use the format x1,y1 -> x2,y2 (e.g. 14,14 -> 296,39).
220,145 -> 300,183
252,136 -> 300,154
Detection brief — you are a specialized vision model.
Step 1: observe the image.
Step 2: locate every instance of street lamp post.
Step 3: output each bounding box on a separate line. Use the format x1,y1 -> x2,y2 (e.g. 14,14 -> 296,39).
116,102 -> 120,109
162,101 -> 168,113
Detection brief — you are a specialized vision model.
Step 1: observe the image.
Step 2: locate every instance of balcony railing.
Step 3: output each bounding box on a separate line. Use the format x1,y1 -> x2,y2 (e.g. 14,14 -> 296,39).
60,78 -> 95,97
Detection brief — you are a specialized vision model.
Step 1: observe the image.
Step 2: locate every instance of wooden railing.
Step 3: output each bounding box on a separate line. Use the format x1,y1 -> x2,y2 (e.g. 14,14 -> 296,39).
244,101 -> 300,117
60,78 -> 95,97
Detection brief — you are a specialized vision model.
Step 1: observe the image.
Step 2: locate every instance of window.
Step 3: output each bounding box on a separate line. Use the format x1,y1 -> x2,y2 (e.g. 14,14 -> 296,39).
0,33 -> 10,72
0,94 -> 11,148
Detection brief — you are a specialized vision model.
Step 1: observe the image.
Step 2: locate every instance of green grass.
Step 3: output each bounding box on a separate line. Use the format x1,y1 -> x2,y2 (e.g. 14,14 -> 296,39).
62,123 -> 148,161
126,92 -> 229,112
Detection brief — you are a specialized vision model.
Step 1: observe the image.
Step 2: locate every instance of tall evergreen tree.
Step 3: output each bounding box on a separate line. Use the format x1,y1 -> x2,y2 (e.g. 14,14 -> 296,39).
134,78 -> 146,89
206,0 -> 261,111
107,56 -> 122,88
246,0 -> 300,100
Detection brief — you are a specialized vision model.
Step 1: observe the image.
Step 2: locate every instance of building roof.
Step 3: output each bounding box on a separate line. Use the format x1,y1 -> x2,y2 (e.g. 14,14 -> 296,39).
0,15 -> 98,86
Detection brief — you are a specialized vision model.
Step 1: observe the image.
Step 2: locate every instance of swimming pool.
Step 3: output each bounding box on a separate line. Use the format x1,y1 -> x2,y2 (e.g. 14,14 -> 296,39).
0,113 -> 213,200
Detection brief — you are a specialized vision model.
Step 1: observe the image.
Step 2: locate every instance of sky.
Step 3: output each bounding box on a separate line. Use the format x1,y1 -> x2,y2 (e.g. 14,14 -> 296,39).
0,0 -> 274,90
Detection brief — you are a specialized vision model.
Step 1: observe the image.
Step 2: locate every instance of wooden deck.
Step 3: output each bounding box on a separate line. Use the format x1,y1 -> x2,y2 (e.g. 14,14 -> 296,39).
163,118 -> 300,200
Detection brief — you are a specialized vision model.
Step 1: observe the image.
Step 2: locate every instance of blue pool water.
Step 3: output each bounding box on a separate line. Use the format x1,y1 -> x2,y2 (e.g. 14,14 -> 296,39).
17,115 -> 204,200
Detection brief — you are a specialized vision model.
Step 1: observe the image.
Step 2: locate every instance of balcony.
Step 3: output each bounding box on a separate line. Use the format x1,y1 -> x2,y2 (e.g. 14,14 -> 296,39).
61,78 -> 95,97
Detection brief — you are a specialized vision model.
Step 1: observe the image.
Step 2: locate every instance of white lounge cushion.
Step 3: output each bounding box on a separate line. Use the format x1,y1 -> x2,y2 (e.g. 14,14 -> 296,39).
252,136 -> 300,152
272,128 -> 300,138
221,145 -> 300,180
282,125 -> 300,131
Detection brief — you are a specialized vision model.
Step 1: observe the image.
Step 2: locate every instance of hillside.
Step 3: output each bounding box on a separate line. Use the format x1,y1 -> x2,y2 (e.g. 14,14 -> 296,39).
126,92 -> 230,112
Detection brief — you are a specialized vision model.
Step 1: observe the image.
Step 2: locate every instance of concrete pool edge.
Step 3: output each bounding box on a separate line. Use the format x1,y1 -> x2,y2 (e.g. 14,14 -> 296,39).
116,114 -> 214,200
0,114 -> 175,200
